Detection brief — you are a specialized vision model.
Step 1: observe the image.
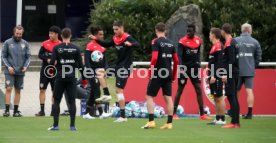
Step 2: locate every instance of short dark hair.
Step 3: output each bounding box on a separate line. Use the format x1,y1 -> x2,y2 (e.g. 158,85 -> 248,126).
210,28 -> 221,39
155,22 -> 166,32
61,28 -> 71,39
13,25 -> 24,33
222,23 -> 232,34
49,26 -> 61,34
113,20 -> 124,27
90,26 -> 103,35
188,24 -> 196,31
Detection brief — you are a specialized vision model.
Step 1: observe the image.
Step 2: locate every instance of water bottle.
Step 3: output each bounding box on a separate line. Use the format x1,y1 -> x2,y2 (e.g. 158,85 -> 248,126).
80,99 -> 87,116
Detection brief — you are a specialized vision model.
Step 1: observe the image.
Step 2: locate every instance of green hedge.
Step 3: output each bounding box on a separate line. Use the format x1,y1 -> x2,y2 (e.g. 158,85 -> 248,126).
83,0 -> 276,65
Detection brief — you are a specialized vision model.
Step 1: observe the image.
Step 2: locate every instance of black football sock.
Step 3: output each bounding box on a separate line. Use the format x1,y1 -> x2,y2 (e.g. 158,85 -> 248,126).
5,104 -> 10,112
103,88 -> 110,96
216,115 -> 220,121
220,115 -> 225,121
149,114 -> 154,122
120,109 -> 125,118
248,107 -> 253,116
40,104 -> 45,112
167,115 -> 173,123
14,105 -> 19,113
98,106 -> 103,115
199,106 -> 204,116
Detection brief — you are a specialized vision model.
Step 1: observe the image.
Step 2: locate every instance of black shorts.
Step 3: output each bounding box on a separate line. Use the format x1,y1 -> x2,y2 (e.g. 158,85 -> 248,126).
178,66 -> 201,86
210,78 -> 223,97
147,78 -> 172,97
39,74 -> 55,90
225,75 -> 239,96
115,67 -> 132,89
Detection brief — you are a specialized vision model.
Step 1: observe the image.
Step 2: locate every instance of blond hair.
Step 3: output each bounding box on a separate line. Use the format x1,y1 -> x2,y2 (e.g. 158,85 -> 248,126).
241,23 -> 252,34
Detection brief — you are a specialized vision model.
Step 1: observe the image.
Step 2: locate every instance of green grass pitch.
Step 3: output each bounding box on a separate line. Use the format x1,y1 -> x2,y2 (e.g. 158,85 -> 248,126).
0,117 -> 276,143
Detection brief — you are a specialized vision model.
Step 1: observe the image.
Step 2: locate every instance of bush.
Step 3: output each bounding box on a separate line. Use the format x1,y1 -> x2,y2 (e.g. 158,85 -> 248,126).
87,0 -> 190,65
85,0 -> 276,64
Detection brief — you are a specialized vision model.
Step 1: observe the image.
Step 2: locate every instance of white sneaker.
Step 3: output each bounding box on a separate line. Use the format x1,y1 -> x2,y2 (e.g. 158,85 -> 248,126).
82,113 -> 95,120
113,117 -> 127,123
216,119 -> 226,125
207,119 -> 226,125
99,112 -> 111,119
95,95 -> 112,102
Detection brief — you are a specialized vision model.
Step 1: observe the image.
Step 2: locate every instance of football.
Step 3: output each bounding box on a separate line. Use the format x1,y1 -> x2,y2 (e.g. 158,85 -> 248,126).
91,50 -> 103,62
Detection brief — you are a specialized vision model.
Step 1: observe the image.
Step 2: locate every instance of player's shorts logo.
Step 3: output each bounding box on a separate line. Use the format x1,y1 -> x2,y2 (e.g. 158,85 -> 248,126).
6,80 -> 10,85
180,79 -> 185,85
40,83 -> 44,88
202,68 -> 225,105
44,65 -> 57,78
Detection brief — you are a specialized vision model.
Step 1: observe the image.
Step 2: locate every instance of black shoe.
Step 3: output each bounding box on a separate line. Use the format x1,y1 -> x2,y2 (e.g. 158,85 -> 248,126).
35,111 -> 45,117
3,111 -> 10,117
242,114 -> 252,119
60,110 -> 70,116
13,111 -> 23,117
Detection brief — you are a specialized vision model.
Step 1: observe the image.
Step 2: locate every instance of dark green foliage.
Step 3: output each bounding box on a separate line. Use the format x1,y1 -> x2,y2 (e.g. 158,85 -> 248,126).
85,0 -> 276,64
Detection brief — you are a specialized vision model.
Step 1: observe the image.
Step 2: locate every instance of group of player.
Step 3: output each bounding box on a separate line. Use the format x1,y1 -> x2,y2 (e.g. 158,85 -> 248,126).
140,23 -> 241,129
39,20 -> 245,130
2,19 -> 253,131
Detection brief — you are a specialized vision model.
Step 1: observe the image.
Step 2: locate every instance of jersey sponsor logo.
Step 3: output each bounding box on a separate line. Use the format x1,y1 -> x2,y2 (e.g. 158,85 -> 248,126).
162,53 -> 172,58
45,52 -> 52,57
191,49 -> 198,53
60,59 -> 75,64
64,48 -> 77,53
239,53 -> 253,57
186,49 -> 198,55
243,43 -> 255,47
160,42 -> 174,48
9,44 -> 14,49
209,55 -> 214,59
115,45 -> 123,50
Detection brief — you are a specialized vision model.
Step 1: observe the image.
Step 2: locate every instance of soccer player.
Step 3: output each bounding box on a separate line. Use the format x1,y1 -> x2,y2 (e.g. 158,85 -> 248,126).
48,28 -> 87,131
89,20 -> 140,122
2,25 -> 31,117
173,24 -> 212,120
236,23 -> 262,119
35,26 -> 61,116
82,26 -> 111,119
142,22 -> 179,129
221,23 -> 240,128
206,28 -> 226,125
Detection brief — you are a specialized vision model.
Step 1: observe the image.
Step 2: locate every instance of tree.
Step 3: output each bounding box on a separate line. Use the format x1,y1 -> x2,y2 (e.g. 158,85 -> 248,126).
85,0 -> 276,64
